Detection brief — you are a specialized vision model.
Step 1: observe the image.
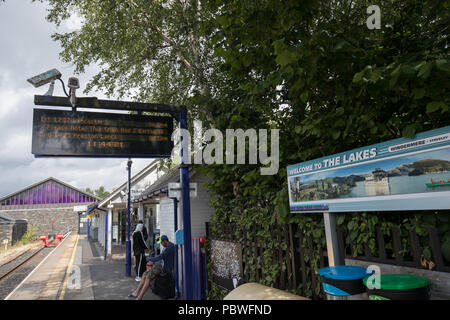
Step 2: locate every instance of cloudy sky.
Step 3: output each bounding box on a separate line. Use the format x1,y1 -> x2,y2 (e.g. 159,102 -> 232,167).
0,1 -> 152,197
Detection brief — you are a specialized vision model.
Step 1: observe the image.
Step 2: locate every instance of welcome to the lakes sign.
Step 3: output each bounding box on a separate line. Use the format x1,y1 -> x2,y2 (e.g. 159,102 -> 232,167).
32,108 -> 173,158
287,126 -> 450,213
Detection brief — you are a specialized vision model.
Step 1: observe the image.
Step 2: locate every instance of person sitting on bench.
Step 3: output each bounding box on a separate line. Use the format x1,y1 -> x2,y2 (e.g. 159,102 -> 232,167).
128,235 -> 174,300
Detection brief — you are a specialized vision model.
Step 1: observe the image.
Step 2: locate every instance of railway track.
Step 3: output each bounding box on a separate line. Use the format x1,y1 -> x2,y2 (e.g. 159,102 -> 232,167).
0,246 -> 54,300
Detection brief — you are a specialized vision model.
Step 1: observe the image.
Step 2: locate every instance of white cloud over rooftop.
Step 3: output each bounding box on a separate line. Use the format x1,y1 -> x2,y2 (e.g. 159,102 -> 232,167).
0,1 -> 153,197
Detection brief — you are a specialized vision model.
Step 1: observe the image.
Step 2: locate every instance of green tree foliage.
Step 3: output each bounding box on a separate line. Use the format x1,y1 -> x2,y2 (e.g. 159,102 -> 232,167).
85,186 -> 110,199
20,224 -> 38,244
200,1 -> 449,203
39,0 -> 450,298
94,186 -> 110,199
198,0 -> 449,221
199,0 -> 450,296
34,0 -> 224,121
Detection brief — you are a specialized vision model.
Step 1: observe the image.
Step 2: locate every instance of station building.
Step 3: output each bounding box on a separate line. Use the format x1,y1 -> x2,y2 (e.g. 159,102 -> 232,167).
87,159 -> 215,297
0,177 -> 100,236
132,166 -> 214,243
131,165 -> 215,296
88,159 -> 160,259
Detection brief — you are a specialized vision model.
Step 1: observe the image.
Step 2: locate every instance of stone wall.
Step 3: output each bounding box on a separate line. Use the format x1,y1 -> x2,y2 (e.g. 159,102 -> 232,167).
0,208 -> 78,236
0,223 -> 12,244
0,221 -> 27,244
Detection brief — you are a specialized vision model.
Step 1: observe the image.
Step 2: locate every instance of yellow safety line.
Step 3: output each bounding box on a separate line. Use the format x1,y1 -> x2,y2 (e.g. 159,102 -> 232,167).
58,234 -> 79,300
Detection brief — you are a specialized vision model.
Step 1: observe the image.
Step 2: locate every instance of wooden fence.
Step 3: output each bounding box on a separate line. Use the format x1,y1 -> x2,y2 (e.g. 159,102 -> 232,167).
206,222 -> 328,299
206,221 -> 450,300
337,226 -> 450,273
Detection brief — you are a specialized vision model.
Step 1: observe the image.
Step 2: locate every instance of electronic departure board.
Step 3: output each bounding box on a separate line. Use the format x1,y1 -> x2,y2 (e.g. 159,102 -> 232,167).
32,108 -> 174,157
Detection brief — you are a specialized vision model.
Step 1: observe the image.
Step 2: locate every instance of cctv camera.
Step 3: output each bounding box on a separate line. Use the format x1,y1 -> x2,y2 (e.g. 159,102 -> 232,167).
120,190 -> 126,197
68,77 -> 80,89
67,77 -> 80,107
27,69 -> 62,88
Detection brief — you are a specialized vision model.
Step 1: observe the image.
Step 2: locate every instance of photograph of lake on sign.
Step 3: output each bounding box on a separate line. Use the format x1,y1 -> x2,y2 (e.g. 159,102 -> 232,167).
289,148 -> 450,202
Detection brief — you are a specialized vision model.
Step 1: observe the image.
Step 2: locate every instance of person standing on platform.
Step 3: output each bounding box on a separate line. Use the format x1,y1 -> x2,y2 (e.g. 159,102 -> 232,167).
132,223 -> 148,281
137,220 -> 148,243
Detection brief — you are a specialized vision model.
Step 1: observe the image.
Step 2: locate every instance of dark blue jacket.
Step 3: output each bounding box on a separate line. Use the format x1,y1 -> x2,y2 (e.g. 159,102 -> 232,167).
147,242 -> 175,273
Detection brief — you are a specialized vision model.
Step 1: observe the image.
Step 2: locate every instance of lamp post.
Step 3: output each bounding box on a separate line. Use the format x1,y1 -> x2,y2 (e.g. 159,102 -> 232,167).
125,158 -> 132,277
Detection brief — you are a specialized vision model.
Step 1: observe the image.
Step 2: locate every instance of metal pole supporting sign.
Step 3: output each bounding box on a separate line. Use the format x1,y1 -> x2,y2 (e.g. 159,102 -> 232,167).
179,106 -> 193,300
29,78 -> 194,298
126,158 -> 132,277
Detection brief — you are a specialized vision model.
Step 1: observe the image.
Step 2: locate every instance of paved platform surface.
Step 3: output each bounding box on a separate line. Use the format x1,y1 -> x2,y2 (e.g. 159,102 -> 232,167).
63,234 -> 161,300
6,233 -> 161,300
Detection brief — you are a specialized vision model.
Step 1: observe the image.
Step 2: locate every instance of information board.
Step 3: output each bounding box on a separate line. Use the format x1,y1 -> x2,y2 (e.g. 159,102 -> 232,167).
32,108 -> 173,157
287,126 -> 450,213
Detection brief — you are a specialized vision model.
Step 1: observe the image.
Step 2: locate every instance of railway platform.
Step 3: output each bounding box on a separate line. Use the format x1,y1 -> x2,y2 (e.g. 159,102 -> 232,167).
4,232 -> 160,300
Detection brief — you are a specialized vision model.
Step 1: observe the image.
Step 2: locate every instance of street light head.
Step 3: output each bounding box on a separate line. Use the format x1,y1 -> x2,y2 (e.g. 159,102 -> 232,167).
27,68 -> 62,88
127,159 -> 132,167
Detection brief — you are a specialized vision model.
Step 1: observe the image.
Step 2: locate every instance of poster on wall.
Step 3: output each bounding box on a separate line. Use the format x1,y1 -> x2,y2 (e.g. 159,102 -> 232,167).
287,126 -> 450,213
210,240 -> 244,291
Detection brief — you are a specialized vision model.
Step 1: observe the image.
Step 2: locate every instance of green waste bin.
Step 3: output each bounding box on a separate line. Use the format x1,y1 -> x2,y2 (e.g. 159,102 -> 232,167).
363,274 -> 431,300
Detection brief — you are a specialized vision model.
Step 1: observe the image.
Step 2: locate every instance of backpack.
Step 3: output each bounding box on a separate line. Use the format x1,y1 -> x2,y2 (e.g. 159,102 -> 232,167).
151,271 -> 175,299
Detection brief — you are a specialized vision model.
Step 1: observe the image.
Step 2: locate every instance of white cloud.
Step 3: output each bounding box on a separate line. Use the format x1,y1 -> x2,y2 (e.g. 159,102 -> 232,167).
65,11 -> 84,31
0,2 -> 159,198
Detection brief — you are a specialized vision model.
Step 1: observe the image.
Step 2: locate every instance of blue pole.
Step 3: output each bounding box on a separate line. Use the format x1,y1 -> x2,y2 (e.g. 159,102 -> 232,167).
104,211 -> 108,260
87,218 -> 90,241
179,105 -> 193,300
173,198 -> 179,299
125,158 -> 132,277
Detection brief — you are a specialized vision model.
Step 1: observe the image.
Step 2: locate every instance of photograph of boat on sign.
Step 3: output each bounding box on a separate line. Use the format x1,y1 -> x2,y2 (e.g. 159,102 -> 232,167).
289,148 -> 450,202
426,178 -> 450,188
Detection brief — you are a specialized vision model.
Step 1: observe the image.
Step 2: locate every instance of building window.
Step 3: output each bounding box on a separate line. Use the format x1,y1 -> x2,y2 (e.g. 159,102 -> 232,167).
54,184 -> 58,204
51,182 -> 55,204
59,185 -> 63,203
40,185 -> 44,204
33,187 -> 37,205
46,183 -> 50,204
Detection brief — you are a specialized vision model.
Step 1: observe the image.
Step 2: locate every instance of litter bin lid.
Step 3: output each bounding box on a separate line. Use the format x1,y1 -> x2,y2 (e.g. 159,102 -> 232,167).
319,266 -> 372,280
363,274 -> 430,290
